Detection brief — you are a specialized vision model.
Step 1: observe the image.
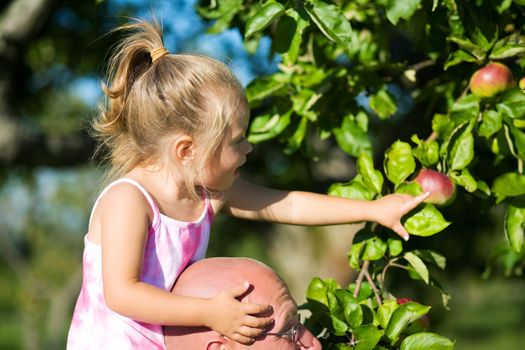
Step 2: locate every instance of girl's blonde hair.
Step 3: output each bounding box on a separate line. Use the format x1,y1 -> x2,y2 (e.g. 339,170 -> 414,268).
92,19 -> 248,198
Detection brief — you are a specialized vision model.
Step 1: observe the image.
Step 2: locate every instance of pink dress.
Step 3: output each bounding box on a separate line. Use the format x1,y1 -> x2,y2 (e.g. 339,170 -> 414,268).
67,178 -> 213,349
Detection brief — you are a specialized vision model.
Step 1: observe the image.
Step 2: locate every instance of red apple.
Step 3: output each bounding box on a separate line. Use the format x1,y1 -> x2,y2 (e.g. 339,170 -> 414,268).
469,62 -> 514,98
414,169 -> 456,206
396,298 -> 413,305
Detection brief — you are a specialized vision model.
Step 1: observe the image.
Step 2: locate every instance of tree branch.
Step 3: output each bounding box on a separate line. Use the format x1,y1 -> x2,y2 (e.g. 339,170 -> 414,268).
353,260 -> 370,298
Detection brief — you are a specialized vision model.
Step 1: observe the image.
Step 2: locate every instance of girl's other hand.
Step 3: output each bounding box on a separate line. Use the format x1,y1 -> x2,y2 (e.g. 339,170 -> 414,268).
372,192 -> 430,241
206,282 -> 273,344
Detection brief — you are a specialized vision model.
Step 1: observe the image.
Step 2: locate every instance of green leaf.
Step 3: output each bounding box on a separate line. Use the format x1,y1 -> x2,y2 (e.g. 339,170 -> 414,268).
396,182 -> 424,197
248,108 -> 292,143
442,0 -> 464,37
476,180 -> 491,197
388,238 -> 403,257
444,49 -> 479,70
285,116 -> 308,154
197,0 -> 242,19
471,23 -> 498,52
447,122 -> 475,171
449,94 -> 480,125
432,113 -> 455,139
245,1 -> 285,39
447,36 -> 485,60
404,204 -> 451,237
280,9 -> 310,65
328,175 -> 377,201
450,168 -> 477,193
377,299 -> 400,329
304,0 -> 352,46
505,119 -> 525,161
492,173 -> 525,203
490,44 -> 525,60
354,324 -> 383,350
328,289 -> 363,330
400,332 -> 454,350
347,281 -> 373,302
497,88 -> 525,120
197,0 -> 243,33
385,0 -> 422,25
404,252 -> 429,283
333,116 -> 373,157
385,302 -> 431,344
245,74 -> 287,104
357,153 -> 384,194
348,241 -> 365,269
477,110 -> 502,139
384,141 -> 416,186
291,88 -> 321,122
369,89 -> 397,120
363,237 -> 388,261
413,249 -> 446,269
327,291 -> 349,335
306,277 -> 340,306
505,200 -> 525,252
412,135 -> 439,168
490,33 -> 525,60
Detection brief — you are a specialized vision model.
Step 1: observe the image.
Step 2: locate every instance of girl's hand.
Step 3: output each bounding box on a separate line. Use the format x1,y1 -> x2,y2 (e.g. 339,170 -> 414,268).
372,192 -> 430,241
205,282 -> 273,344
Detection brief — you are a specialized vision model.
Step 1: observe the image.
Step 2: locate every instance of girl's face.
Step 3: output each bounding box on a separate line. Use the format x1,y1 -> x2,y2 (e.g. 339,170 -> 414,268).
201,110 -> 252,191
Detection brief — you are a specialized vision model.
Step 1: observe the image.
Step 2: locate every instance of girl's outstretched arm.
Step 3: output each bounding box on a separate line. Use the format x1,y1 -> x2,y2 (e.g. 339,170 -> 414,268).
222,178 -> 429,240
97,183 -> 272,344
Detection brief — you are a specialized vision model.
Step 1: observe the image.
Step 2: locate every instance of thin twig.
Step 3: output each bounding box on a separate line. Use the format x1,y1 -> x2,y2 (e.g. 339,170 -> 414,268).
353,260 -> 370,298
364,269 -> 382,305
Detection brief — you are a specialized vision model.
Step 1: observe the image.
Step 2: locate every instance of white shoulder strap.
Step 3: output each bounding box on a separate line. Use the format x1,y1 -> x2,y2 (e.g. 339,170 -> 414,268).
88,178 -> 159,227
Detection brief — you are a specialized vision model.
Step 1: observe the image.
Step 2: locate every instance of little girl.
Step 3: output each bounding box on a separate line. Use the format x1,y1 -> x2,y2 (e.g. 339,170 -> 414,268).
67,19 -> 429,349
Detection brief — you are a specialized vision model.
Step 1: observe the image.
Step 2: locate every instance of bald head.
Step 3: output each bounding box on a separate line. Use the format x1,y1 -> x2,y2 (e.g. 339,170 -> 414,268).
163,258 -> 322,349
169,257 -> 288,300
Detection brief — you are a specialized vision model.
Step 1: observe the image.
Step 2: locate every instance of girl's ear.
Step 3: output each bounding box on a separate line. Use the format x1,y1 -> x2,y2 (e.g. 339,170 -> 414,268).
205,337 -> 227,350
173,135 -> 194,163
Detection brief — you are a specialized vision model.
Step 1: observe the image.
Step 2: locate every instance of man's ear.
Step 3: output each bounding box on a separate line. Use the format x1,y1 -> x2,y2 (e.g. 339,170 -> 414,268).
172,135 -> 194,164
205,337 -> 227,350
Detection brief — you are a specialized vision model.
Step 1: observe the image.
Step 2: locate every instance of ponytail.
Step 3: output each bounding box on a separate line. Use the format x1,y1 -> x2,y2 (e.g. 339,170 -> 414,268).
96,19 -> 164,136
92,19 -> 166,179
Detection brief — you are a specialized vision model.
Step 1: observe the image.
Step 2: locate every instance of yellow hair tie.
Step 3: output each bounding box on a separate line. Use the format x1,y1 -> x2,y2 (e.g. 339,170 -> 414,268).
150,47 -> 169,63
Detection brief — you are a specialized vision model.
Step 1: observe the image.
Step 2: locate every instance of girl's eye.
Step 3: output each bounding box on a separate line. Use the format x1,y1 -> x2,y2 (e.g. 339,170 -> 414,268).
236,137 -> 246,144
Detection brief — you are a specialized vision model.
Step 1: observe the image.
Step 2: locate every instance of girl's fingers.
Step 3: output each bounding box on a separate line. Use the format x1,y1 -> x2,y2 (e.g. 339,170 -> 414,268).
416,191 -> 431,202
393,222 -> 409,241
243,315 -> 274,329
402,192 -> 430,212
411,192 -> 430,206
242,302 -> 273,316
227,281 -> 251,298
236,325 -> 266,338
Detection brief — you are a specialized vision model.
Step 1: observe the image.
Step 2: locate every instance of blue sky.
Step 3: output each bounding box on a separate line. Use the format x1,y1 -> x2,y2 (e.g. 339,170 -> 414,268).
70,0 -> 279,106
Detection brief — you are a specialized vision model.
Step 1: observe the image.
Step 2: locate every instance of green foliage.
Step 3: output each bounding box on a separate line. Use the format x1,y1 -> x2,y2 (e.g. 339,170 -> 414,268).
196,0 -> 525,347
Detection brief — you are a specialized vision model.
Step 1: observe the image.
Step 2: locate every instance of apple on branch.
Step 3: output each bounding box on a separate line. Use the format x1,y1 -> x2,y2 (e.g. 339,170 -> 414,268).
414,169 -> 456,206
469,62 -> 514,98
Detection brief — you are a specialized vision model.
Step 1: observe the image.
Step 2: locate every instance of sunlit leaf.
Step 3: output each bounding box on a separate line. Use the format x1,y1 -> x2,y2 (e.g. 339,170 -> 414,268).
404,204 -> 451,237
400,332 -> 454,350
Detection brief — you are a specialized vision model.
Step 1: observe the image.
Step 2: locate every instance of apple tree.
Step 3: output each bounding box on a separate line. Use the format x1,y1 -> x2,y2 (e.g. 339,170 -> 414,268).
197,0 -> 525,348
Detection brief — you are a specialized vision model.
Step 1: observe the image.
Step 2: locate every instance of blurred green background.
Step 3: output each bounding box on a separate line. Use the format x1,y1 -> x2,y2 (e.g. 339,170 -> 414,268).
0,0 -> 523,349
